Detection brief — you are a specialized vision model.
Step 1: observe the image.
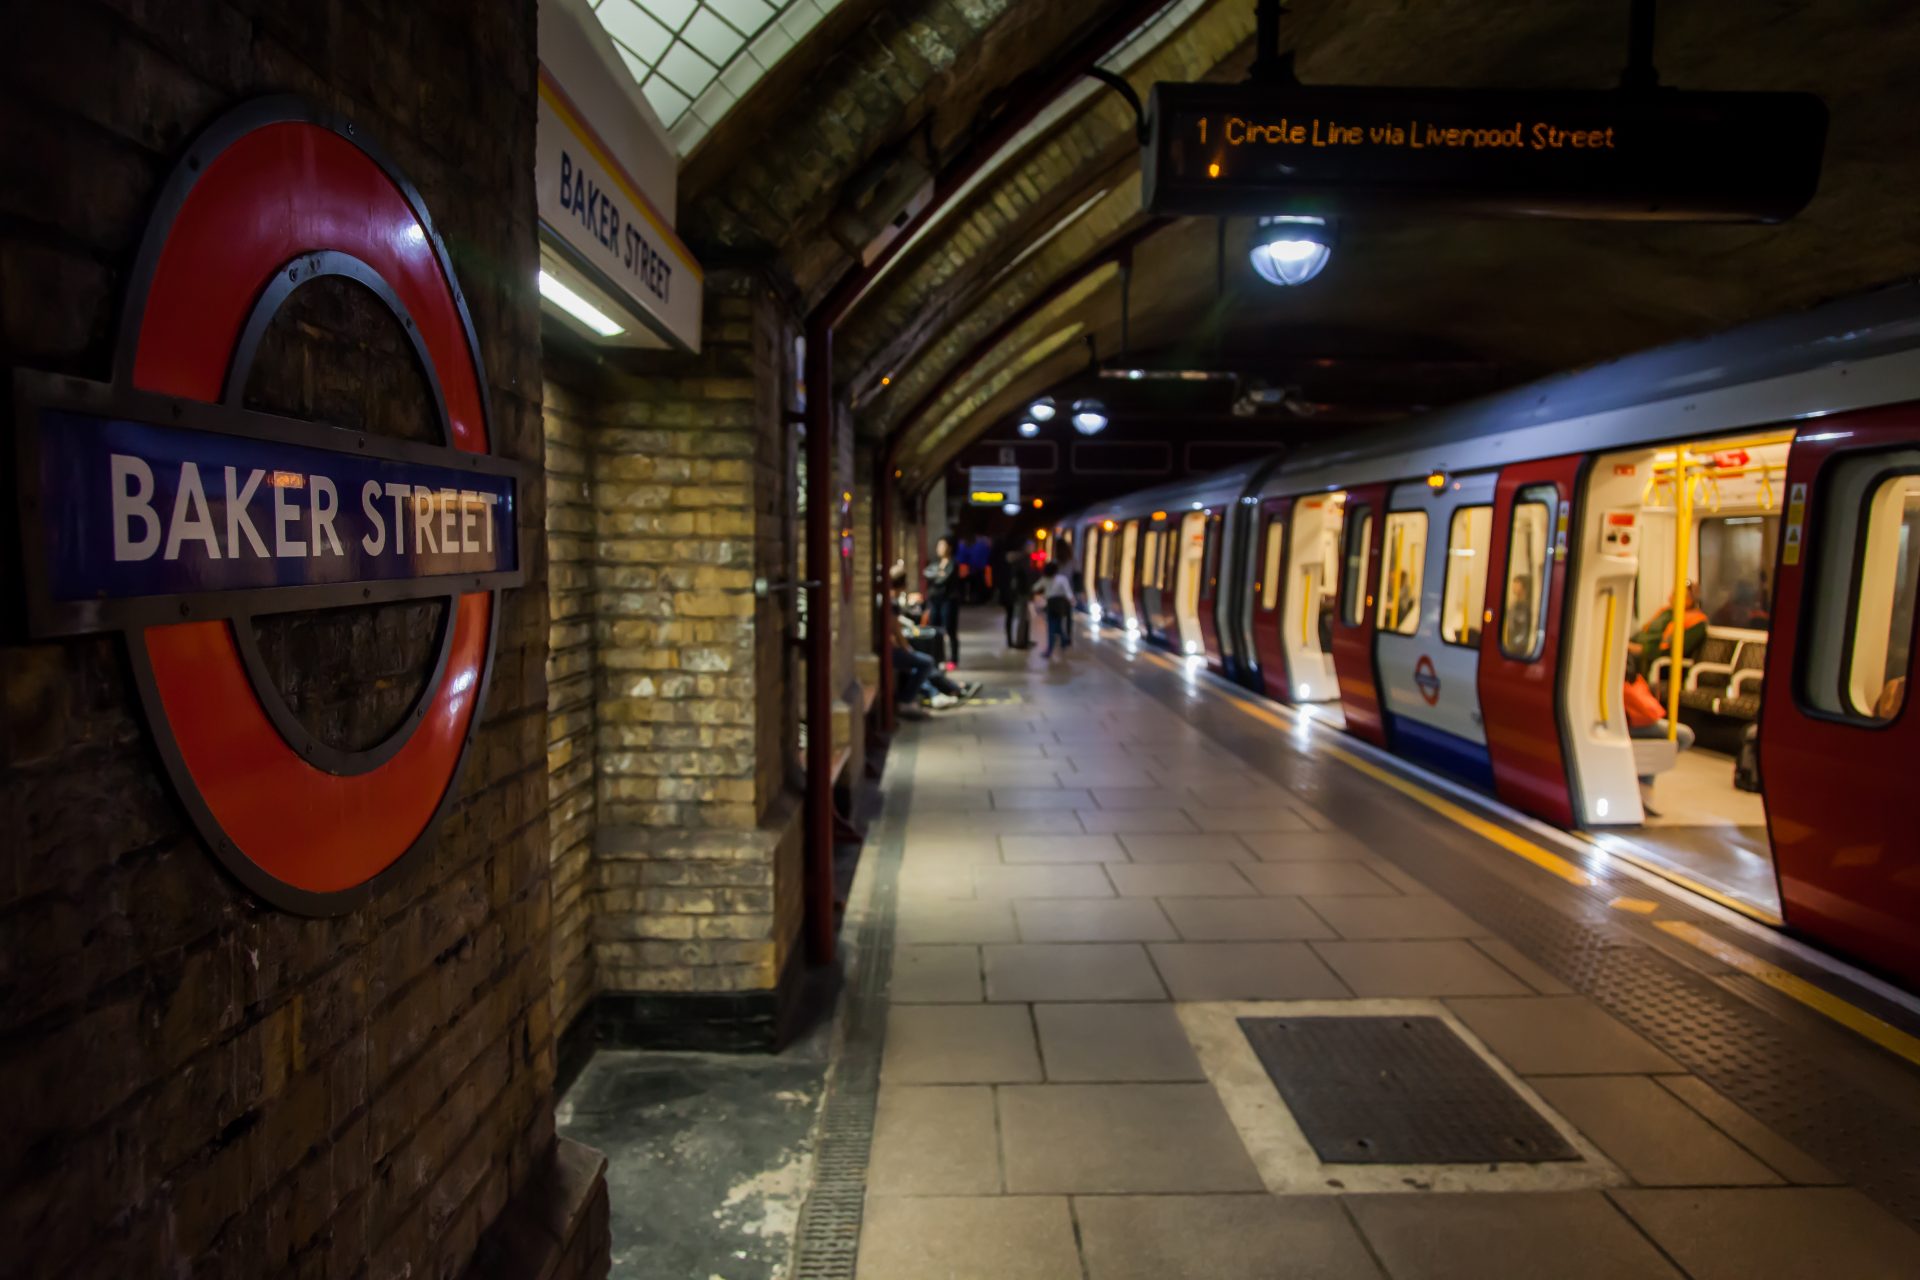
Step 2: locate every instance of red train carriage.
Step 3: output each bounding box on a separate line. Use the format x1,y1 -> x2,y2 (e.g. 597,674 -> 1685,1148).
1060,284 -> 1920,986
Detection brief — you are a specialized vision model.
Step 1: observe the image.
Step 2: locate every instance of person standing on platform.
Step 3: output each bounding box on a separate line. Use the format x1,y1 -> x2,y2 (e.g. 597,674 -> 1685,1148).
1037,559 -> 1076,660
999,546 -> 1036,649
924,537 -> 961,667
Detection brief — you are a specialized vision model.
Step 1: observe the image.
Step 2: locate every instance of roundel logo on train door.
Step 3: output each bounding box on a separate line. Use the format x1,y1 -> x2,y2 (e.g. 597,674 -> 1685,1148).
1413,655 -> 1442,705
9,98 -> 524,914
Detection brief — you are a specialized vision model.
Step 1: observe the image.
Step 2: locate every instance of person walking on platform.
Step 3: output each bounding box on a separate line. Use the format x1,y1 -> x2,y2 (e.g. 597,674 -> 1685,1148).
1037,559 -> 1076,659
924,536 -> 961,667
999,546 -> 1036,649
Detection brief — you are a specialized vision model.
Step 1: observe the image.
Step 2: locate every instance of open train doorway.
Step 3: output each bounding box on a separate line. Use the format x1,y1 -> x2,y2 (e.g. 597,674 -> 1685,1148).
1564,431 -> 1791,917
1173,511 -> 1208,654
1282,493 -> 1345,702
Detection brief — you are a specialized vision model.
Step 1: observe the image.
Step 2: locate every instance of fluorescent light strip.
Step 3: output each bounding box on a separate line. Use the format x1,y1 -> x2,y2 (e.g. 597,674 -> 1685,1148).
539,270 -> 625,337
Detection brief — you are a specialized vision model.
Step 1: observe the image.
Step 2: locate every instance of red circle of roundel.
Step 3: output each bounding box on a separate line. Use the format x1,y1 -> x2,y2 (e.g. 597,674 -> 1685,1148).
121,102 -> 499,912
1413,654 -> 1442,706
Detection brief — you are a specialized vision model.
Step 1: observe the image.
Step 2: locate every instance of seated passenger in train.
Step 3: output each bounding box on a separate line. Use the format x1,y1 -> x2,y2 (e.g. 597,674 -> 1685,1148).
1709,575 -> 1771,630
1626,581 -> 1709,682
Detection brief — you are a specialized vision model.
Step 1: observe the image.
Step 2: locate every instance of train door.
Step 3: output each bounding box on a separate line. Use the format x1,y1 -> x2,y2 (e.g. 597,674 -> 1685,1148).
1197,510 -> 1228,669
1250,497 -> 1292,699
1118,519 -> 1141,630
1173,511 -> 1209,654
1331,483 -> 1388,745
1098,521 -> 1123,620
1139,518 -> 1167,642
1477,459 -> 1580,827
1281,493 -> 1345,703
1564,430 -> 1791,916
1764,412 -> 1920,982
1374,476 -> 1498,788
1080,524 -> 1100,610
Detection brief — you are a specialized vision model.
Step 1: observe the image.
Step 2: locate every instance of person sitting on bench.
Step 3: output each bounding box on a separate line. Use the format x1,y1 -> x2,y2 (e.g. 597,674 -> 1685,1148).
1627,581 -> 1708,683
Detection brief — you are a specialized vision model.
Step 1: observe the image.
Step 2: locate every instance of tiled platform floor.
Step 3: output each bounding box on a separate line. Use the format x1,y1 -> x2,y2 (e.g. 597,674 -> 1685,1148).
847,616 -> 1920,1279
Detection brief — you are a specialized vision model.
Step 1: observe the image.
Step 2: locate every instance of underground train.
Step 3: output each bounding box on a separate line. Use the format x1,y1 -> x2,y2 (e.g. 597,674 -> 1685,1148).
1051,283 -> 1920,987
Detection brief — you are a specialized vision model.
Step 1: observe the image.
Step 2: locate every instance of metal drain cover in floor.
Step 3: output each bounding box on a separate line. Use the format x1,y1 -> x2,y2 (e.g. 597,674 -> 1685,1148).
1238,1015 -> 1578,1165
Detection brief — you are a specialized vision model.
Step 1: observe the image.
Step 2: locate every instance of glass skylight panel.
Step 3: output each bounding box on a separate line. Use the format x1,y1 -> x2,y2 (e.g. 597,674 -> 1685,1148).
646,0 -> 700,30
656,39 -> 718,96
778,0 -> 823,43
589,0 -> 832,143
710,0 -> 779,35
597,0 -> 673,65
682,8 -> 747,65
613,43 -> 650,87
641,73 -> 693,124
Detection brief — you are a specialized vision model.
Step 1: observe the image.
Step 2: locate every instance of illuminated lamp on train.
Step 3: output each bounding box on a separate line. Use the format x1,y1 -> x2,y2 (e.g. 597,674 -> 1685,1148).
1248,216 -> 1335,287
1427,470 -> 1447,490
1003,502 -> 1021,515
1017,419 -> 1040,438
1071,399 -> 1108,435
1102,519 -> 1117,531
1028,396 -> 1058,422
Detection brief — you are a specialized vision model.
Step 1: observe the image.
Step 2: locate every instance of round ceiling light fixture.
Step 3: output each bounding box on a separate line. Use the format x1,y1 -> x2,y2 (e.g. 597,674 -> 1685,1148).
1071,398 -> 1108,435
1248,215 -> 1335,286
1028,396 -> 1058,422
1017,419 -> 1040,438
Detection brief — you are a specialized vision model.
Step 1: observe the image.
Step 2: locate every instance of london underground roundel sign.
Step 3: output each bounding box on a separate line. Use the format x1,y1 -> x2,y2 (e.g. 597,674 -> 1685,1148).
10,99 -> 524,914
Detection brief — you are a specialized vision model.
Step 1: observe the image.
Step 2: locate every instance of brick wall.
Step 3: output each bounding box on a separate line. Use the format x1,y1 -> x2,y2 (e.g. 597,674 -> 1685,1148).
545,380 -> 599,1044
569,271 -> 808,1012
0,3 -> 602,1277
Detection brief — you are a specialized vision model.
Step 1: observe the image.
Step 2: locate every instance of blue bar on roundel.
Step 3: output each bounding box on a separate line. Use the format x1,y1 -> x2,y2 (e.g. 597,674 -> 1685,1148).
36,409 -> 518,603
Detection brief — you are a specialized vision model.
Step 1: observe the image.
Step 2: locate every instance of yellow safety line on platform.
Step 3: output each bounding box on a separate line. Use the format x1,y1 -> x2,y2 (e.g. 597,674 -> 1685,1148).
1655,920 -> 1920,1069
1130,647 -> 1596,887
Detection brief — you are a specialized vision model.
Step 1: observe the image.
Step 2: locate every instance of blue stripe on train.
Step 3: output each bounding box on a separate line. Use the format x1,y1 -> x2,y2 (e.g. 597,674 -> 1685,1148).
1385,715 -> 1497,793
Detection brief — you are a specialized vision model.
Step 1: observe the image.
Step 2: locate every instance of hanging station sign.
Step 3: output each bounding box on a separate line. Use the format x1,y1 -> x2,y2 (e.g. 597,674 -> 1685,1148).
536,0 -> 703,350
1144,82 -> 1827,222
967,465 -> 1022,507
10,98 -> 524,914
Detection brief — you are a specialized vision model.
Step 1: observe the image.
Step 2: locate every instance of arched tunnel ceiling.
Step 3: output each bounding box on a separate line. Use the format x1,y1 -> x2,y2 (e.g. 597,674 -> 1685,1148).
676,0 -> 1920,489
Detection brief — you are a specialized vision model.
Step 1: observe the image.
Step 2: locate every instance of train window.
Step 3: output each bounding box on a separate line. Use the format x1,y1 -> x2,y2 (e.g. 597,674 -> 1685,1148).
1844,473 -> 1919,720
1376,510 -> 1427,635
1259,517 -> 1284,610
1698,514 -> 1778,629
1500,488 -> 1556,661
1441,505 -> 1493,647
1340,506 -> 1374,626
1143,529 -> 1161,587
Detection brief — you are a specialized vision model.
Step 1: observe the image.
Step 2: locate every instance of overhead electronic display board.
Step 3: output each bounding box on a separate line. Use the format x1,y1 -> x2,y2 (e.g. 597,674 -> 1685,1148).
1144,82 -> 1826,222
968,465 -> 1021,506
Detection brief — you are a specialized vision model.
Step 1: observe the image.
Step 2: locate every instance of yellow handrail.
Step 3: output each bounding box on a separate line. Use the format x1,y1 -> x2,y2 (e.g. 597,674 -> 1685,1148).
1300,566 -> 1314,647
1599,589 -> 1616,724
1668,449 -> 1691,740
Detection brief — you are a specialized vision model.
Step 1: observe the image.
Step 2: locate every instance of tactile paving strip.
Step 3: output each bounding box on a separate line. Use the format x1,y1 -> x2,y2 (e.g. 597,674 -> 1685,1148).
790,732 -> 915,1280
1239,1015 -> 1578,1164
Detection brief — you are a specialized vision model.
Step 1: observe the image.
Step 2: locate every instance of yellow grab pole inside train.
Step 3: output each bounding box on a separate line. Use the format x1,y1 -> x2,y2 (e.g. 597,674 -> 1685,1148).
1668,449 -> 1692,739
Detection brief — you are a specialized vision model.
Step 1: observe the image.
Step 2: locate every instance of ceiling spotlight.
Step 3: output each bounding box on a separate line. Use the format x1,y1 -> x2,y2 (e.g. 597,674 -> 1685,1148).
1070,398 -> 1108,435
1017,420 -> 1039,438
1028,396 -> 1058,422
1248,215 -> 1335,287
1002,501 -> 1021,515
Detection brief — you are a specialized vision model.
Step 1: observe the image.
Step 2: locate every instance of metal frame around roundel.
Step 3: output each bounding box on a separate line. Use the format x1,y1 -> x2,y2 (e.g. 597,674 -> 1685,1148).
112,97 -> 506,915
